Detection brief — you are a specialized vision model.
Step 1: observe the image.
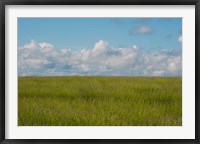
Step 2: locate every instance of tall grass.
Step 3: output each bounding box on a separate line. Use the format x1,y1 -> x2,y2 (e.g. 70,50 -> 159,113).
18,76 -> 182,126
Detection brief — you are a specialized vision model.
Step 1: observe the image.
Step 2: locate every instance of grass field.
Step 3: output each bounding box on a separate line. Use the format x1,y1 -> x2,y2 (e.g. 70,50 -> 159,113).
18,76 -> 182,126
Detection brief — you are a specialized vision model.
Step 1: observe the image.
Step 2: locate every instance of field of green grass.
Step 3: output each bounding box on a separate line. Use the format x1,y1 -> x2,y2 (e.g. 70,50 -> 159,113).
18,76 -> 182,126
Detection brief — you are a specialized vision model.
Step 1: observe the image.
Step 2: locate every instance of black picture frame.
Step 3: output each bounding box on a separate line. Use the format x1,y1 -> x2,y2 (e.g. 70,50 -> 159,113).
0,0 -> 199,143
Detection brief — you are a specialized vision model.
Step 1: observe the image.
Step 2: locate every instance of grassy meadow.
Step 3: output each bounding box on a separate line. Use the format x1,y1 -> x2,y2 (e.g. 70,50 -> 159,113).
18,76 -> 182,126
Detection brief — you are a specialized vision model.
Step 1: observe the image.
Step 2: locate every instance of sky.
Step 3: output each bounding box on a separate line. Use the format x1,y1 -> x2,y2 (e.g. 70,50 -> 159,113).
18,18 -> 182,76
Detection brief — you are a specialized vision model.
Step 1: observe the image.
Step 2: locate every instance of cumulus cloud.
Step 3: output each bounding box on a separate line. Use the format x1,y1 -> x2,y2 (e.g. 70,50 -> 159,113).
130,26 -> 153,35
18,40 -> 182,76
178,35 -> 182,43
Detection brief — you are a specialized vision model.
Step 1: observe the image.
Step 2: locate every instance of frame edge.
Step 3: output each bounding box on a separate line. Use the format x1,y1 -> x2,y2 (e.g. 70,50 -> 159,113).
195,1 -> 200,144
1,0 -> 199,144
0,0 -> 5,144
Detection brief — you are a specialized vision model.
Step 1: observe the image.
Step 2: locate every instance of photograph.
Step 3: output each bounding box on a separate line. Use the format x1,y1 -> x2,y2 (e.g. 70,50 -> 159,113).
18,18 -> 182,126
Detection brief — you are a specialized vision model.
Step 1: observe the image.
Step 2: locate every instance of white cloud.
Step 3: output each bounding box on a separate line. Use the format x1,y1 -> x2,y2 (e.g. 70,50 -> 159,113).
131,26 -> 153,34
178,35 -> 182,43
93,40 -> 108,55
152,70 -> 165,76
25,59 -> 50,69
23,40 -> 38,49
18,40 -> 182,76
39,42 -> 54,48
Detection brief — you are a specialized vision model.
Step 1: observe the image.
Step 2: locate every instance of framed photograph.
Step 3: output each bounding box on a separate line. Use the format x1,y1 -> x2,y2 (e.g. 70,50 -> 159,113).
0,0 -> 199,143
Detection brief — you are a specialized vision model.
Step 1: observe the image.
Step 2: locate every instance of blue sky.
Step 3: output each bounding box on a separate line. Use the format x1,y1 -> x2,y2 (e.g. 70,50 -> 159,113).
18,18 -> 182,76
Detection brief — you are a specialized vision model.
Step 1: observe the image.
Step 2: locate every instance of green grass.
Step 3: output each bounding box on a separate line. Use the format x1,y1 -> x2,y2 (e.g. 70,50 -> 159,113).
18,76 -> 182,126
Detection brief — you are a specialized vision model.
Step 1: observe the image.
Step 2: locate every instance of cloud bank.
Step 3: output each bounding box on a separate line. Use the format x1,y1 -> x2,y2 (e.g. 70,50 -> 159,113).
178,35 -> 182,43
18,40 -> 182,76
